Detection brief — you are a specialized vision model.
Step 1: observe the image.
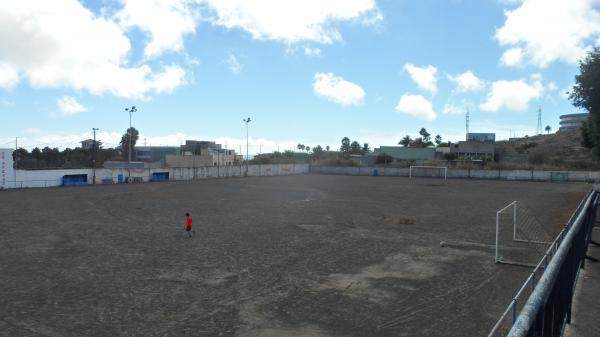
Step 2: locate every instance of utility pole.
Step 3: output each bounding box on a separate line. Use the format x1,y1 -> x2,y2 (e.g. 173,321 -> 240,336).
92,128 -> 99,184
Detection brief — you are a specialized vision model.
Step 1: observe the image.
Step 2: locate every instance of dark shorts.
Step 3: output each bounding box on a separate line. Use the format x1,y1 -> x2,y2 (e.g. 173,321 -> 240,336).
186,226 -> 192,232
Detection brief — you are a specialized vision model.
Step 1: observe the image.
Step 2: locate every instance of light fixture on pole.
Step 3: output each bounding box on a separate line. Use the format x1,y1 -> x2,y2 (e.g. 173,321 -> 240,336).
243,117 -> 251,161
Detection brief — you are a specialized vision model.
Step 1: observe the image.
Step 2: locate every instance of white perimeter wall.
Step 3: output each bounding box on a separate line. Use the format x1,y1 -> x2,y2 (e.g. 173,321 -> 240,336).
0,148 -> 15,189
310,166 -> 600,183
4,164 -> 310,189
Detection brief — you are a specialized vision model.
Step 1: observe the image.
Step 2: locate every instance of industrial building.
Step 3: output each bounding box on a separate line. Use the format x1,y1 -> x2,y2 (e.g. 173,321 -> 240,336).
134,146 -> 179,162
467,133 -> 495,142
559,113 -> 589,131
450,141 -> 495,160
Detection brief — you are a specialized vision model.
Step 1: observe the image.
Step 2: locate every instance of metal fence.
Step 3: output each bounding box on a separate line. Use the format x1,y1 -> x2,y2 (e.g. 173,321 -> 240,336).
487,189 -> 598,337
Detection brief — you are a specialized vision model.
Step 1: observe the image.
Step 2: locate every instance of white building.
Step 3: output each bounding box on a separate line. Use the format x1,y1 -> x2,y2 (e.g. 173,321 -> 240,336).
0,148 -> 15,189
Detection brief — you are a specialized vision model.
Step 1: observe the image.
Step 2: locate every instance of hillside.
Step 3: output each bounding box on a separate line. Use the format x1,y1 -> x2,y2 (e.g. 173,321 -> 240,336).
494,129 -> 598,170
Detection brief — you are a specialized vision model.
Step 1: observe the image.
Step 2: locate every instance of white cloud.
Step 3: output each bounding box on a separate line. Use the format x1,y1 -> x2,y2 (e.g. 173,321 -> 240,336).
0,62 -> 19,89
496,0 -> 600,67
313,72 -> 366,106
480,79 -> 543,112
116,0 -> 198,58
442,103 -> 466,115
498,0 -> 524,5
500,48 -> 524,67
395,93 -> 437,121
56,96 -> 86,116
24,128 -> 41,134
226,54 -> 243,74
447,70 -> 485,93
215,136 -> 301,154
547,81 -> 558,92
201,0 -> 382,44
404,63 -> 438,94
0,1 -> 187,99
304,47 -> 321,57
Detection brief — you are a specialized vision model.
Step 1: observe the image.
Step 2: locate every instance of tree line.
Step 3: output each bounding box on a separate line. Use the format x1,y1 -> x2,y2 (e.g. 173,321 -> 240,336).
13,127 -> 140,169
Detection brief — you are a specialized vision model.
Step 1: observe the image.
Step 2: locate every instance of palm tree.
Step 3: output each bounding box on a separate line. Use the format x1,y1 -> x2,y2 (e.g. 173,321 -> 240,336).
399,135 -> 412,147
545,125 -> 551,134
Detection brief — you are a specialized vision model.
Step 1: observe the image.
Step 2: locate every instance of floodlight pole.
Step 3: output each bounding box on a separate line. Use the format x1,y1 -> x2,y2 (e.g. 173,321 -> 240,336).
125,106 -> 137,181
92,128 -> 99,184
243,117 -> 251,175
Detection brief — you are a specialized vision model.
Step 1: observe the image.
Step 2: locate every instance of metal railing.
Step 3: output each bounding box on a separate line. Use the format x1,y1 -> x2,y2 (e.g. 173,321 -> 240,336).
487,189 -> 598,337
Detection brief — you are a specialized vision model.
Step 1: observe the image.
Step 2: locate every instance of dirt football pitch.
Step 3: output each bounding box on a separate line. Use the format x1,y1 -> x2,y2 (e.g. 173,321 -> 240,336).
0,174 -> 589,337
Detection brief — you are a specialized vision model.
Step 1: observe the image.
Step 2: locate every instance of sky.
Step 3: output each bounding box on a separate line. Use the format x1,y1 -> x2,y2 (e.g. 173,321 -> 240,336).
1,0 -> 599,154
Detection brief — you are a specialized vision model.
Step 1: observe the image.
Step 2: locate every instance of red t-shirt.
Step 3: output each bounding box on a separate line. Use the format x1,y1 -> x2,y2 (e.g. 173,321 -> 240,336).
186,216 -> 193,228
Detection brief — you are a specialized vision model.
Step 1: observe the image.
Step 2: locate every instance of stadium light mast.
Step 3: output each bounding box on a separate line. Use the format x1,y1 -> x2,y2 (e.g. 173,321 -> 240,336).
125,106 -> 137,182
92,128 -> 99,184
125,106 -> 137,164
243,117 -> 251,177
243,117 -> 251,161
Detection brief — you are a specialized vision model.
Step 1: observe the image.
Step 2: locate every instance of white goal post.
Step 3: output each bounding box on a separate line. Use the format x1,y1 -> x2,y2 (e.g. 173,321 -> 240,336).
495,200 -> 552,265
495,201 -> 517,263
409,166 -> 447,180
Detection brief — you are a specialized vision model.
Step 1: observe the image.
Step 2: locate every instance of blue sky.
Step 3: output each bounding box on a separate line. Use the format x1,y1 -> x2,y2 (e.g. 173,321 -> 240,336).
1,0 -> 599,153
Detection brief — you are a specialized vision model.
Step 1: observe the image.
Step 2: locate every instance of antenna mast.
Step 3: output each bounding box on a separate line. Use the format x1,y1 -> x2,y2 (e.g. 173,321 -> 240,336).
465,109 -> 470,141
536,106 -> 542,135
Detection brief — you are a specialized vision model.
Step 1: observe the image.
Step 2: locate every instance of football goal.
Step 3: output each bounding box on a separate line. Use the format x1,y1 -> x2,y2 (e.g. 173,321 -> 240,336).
494,201 -> 552,266
409,166 -> 447,180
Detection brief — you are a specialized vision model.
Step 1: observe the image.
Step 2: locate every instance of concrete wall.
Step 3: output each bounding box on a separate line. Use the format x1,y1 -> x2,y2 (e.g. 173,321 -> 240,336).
3,163 -> 310,189
0,148 -> 15,189
310,165 -> 600,183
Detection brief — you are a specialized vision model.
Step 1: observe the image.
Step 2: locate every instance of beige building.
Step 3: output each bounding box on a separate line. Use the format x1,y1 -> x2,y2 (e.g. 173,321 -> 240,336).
166,151 -> 237,167
168,140 -> 239,167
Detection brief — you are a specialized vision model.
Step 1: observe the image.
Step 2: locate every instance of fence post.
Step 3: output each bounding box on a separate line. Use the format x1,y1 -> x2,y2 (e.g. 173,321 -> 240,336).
513,201 -> 518,241
512,299 -> 517,324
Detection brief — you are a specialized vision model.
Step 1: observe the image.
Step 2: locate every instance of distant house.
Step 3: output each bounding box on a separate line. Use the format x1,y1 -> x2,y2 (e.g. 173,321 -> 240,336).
80,139 -> 95,150
376,146 -> 436,161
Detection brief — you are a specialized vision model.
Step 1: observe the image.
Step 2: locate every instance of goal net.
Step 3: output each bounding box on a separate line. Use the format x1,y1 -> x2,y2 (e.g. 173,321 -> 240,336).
409,166 -> 447,179
494,201 -> 553,266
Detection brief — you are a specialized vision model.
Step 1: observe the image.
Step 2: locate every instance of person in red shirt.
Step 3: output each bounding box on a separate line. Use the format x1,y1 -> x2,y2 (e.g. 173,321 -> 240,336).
185,212 -> 194,238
